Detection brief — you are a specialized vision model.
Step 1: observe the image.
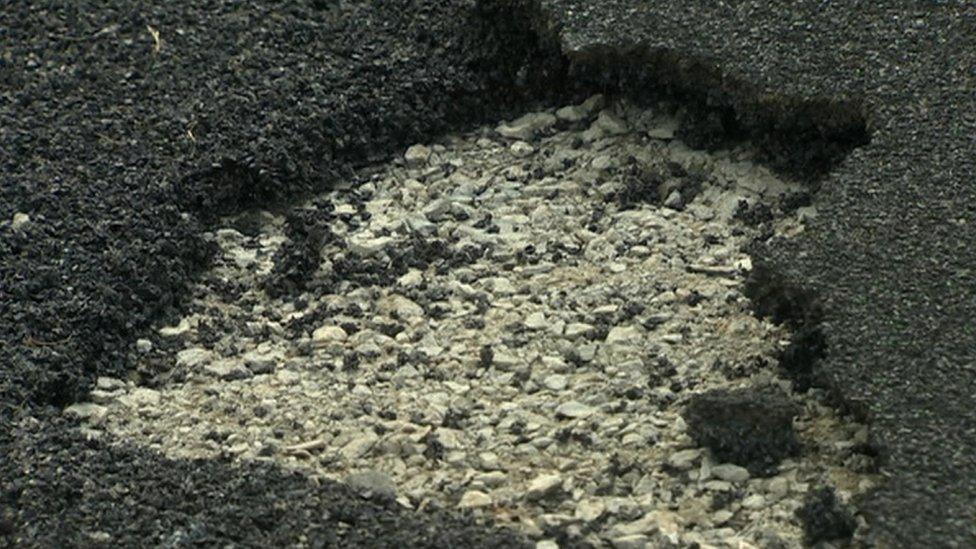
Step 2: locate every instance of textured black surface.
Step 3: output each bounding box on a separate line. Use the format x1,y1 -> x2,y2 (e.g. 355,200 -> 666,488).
0,0 -> 566,411
0,1 -> 561,545
683,385 -> 800,476
797,487 -> 857,546
530,0 -> 976,544
1,413 -> 528,548
4,0 -> 975,545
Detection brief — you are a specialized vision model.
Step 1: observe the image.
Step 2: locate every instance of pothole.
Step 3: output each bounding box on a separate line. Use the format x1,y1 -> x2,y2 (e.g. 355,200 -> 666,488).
69,97 -> 877,547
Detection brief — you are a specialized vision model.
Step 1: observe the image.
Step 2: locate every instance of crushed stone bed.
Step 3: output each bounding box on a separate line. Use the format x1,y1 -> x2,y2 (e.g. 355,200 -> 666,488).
70,97 -> 876,548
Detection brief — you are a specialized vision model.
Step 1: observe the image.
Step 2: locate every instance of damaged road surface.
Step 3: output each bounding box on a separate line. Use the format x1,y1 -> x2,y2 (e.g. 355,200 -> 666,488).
76,99 -> 877,547
2,0 -> 973,547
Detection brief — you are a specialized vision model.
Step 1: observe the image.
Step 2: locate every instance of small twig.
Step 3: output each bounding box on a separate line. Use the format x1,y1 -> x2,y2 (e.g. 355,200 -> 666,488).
146,25 -> 162,55
283,438 -> 329,454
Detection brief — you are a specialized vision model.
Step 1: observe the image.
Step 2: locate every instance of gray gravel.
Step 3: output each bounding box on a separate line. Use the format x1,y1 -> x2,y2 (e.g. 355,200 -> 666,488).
529,1 -> 976,545
77,100 -> 875,548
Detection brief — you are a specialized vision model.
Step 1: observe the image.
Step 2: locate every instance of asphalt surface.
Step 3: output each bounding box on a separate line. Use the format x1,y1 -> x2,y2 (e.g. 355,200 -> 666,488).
529,0 -> 976,545
2,0 -> 973,546
1,1 -> 558,546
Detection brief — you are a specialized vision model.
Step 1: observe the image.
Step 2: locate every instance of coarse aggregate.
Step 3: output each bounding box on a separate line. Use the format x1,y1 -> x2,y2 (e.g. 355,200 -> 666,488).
3,0 -> 973,546
525,0 -> 976,545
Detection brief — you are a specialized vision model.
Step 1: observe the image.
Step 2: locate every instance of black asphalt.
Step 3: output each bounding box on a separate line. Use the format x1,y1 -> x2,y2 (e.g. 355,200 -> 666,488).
1,1 -> 557,546
530,0 -> 975,545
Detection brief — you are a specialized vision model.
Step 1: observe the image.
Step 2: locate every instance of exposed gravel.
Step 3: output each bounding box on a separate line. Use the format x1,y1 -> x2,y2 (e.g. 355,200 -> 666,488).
76,99 -> 876,547
535,2 -> 976,544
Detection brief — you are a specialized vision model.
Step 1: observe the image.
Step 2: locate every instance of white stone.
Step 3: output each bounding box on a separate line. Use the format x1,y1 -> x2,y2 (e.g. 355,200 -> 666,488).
605,325 -> 643,345
524,311 -> 548,330
526,474 -> 562,500
341,431 -> 379,460
95,377 -> 126,391
510,141 -> 535,158
346,470 -> 397,499
711,464 -> 750,483
492,350 -> 520,371
404,144 -> 431,166
10,212 -> 30,231
543,375 -> 568,391
118,388 -> 160,409
348,234 -> 395,257
64,402 -> 107,422
379,294 -> 424,320
742,494 -> 766,509
397,269 -> 424,288
496,112 -> 557,140
474,471 -> 508,487
564,323 -> 594,338
594,110 -> 628,135
135,339 -> 153,353
458,490 -> 492,509
158,318 -> 192,337
610,534 -> 649,549
668,448 -> 702,470
176,347 -> 213,369
555,401 -> 595,419
312,325 -> 347,345
488,277 -> 516,295
575,499 -> 606,522
555,105 -> 585,123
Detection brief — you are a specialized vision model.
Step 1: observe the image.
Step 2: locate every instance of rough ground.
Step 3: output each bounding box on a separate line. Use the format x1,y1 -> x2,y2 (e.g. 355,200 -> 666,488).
528,0 -> 976,545
1,1 -> 563,546
72,100 -> 876,547
2,0 -> 972,546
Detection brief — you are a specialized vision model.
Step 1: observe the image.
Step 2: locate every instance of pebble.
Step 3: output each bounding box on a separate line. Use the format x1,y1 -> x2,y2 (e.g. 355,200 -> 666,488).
496,112 -> 557,141
135,339 -> 153,353
458,490 -> 492,509
594,111 -> 628,136
605,325 -> 642,345
543,375 -> 568,391
526,474 -> 563,500
668,449 -> 702,470
712,464 -> 750,483
742,494 -> 767,510
312,325 -> 347,345
347,234 -> 395,257
576,499 -> 606,522
117,388 -> 160,409
96,377 -> 126,391
564,323 -> 594,338
64,403 -> 107,422
341,432 -> 379,460
345,470 -> 397,499
510,141 -> 535,158
524,312 -> 548,330
404,144 -> 432,166
555,401 -> 595,419
379,294 -> 424,320
10,212 -> 31,231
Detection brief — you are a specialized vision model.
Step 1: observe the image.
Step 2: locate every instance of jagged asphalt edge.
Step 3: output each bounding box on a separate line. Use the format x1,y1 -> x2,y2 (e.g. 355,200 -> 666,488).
1,2 -> 564,546
0,3 -> 932,544
517,0 -> 976,546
